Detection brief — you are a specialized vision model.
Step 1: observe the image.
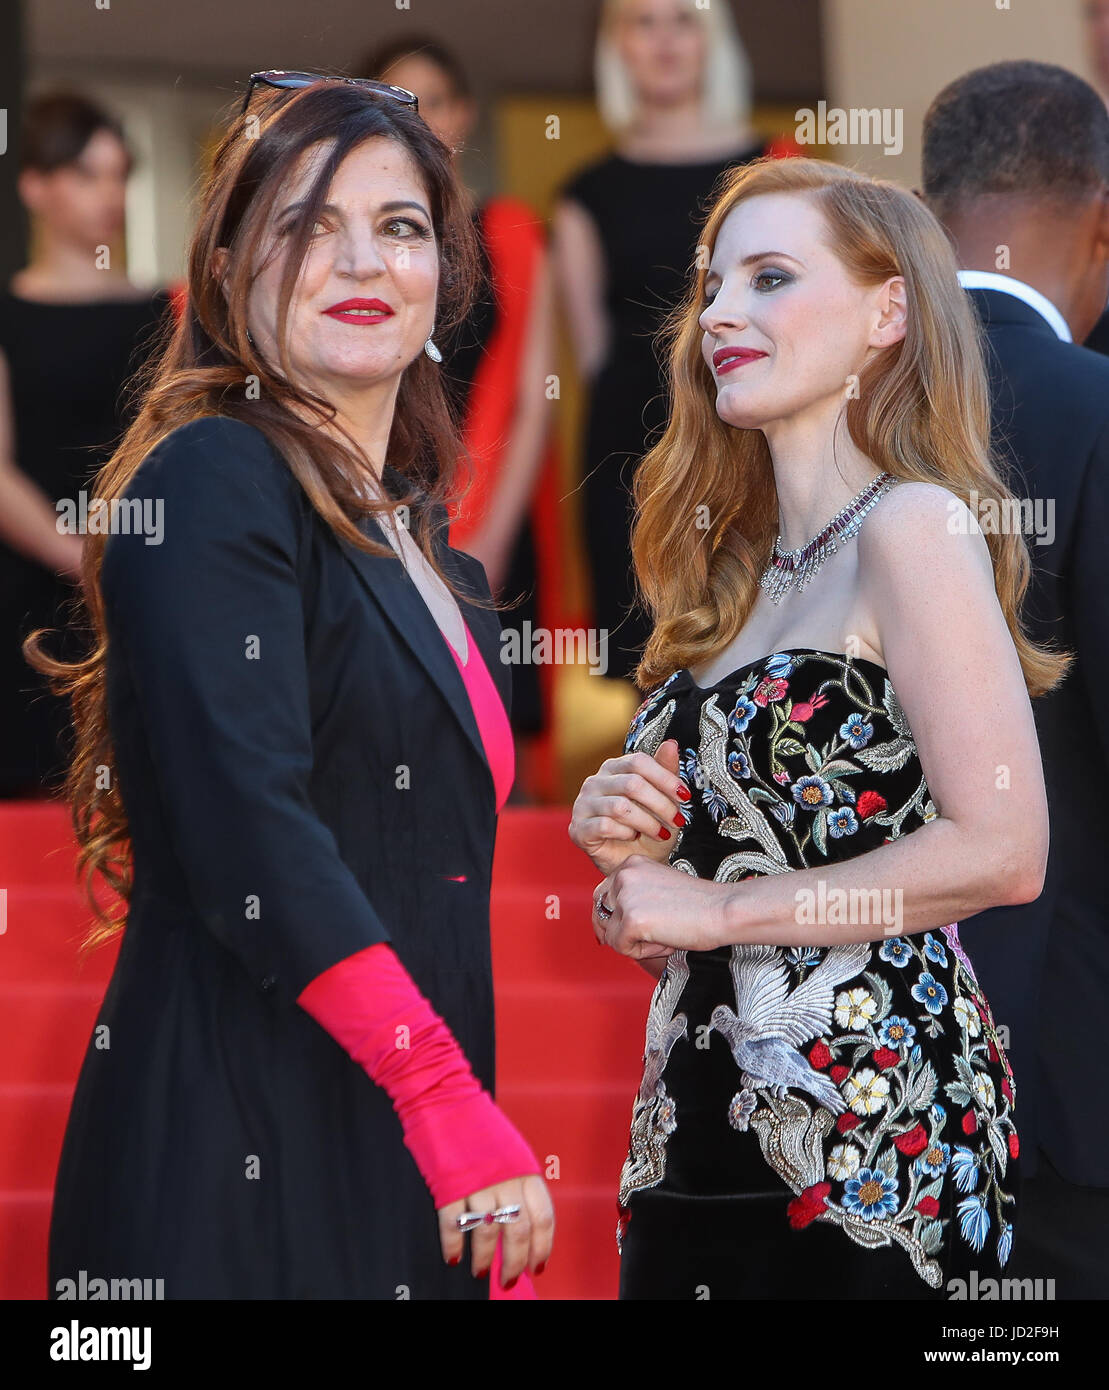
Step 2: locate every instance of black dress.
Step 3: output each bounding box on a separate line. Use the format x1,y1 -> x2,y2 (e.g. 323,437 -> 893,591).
47,417 -> 507,1299
559,142 -> 765,684
0,287 -> 171,796
616,648 -> 1020,1299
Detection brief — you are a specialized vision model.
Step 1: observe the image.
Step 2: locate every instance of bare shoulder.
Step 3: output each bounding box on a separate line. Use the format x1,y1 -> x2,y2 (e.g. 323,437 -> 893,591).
858,478 -> 993,580
851,477 -> 1002,676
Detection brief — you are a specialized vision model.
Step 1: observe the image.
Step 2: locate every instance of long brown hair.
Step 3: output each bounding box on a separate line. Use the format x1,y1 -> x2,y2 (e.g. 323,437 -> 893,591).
631,156 -> 1072,697
25,79 -> 493,948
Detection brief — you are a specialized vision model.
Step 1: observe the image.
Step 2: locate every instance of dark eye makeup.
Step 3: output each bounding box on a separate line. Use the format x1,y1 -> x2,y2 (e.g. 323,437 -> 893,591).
701,265 -> 793,306
277,215 -> 431,239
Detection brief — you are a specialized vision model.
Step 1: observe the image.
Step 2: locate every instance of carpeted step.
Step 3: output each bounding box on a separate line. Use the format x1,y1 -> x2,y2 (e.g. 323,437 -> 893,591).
0,985 -> 103,1084
0,1083 -> 70,1191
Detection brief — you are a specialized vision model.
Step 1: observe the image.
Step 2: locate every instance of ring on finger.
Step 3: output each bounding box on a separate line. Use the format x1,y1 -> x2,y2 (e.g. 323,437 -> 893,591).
594,895 -> 613,921
455,1210 -> 489,1232
492,1205 -> 522,1224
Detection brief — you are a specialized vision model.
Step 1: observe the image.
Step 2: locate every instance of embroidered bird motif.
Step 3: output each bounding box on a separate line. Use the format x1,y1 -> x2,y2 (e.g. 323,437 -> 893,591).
708,942 -> 872,1113
637,949 -> 690,1102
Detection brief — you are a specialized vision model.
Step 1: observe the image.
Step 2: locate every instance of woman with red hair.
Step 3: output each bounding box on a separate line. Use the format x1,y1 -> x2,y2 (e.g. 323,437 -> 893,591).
570,158 -> 1061,1299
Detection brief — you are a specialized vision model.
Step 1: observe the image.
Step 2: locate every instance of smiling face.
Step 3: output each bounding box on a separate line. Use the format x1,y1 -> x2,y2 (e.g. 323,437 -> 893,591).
242,135 -> 439,398
699,191 -> 906,432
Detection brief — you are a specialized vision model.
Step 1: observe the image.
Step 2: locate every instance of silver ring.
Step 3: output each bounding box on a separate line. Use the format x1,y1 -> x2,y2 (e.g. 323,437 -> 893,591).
595,896 -> 613,921
455,1210 -> 489,1232
492,1205 -> 522,1224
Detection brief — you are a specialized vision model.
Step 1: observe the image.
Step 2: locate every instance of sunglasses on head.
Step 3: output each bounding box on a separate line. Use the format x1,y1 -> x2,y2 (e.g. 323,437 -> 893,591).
240,70 -> 419,117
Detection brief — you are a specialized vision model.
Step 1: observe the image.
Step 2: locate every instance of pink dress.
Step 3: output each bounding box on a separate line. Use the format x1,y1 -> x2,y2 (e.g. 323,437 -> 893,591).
441,619 -> 515,813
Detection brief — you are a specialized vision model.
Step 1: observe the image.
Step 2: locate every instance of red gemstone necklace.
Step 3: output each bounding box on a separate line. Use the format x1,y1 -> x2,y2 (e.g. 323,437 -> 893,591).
759,471 -> 900,604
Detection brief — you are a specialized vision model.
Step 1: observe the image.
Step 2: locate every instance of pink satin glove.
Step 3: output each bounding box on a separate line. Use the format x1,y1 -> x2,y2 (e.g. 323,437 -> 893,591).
296,942 -> 542,1208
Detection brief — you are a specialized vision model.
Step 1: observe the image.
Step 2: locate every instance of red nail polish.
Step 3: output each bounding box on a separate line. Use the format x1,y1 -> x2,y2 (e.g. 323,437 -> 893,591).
657,826 -> 671,840
535,1261 -> 547,1276
478,1267 -> 490,1279
672,813 -> 684,827
676,784 -> 691,801
448,1255 -> 460,1266
503,1276 -> 518,1290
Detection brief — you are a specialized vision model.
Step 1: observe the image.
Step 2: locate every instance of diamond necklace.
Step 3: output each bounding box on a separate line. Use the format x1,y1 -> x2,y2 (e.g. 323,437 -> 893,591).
759,471 -> 899,605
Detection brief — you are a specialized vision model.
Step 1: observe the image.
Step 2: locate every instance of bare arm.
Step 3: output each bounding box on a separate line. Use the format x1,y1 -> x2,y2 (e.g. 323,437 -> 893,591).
597,483 -> 1051,959
551,198 -> 609,382
0,346 -> 84,576
718,482 -> 1049,945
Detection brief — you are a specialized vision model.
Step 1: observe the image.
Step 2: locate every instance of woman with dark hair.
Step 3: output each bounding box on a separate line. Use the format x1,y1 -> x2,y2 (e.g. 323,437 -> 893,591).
568,158 -> 1065,1298
362,36 -> 555,771
0,91 -> 171,797
34,72 -> 553,1300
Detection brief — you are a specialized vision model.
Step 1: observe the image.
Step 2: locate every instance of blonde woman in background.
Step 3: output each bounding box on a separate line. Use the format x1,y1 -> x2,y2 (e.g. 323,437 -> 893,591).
554,0 -> 795,686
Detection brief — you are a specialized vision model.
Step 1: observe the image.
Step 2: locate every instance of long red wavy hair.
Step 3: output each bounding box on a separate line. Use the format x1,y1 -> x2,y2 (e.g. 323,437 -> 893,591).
630,156 -> 1072,698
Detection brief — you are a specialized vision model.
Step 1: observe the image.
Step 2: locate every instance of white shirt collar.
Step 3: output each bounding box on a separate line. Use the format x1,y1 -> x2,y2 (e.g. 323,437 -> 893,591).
956,269 -> 1072,343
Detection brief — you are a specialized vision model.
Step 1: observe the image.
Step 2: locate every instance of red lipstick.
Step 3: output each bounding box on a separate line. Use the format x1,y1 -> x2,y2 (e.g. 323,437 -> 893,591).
712,345 -> 768,375
322,298 -> 394,324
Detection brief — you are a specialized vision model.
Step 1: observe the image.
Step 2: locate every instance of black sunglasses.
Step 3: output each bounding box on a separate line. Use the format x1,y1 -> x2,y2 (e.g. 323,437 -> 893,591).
240,70 -> 419,117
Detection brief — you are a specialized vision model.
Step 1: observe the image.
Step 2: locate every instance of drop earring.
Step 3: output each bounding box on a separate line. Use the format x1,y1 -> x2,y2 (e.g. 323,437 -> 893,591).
424,337 -> 442,363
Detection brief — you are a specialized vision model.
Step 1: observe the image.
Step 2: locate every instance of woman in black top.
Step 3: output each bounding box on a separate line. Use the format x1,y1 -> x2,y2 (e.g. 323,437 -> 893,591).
34,72 -> 553,1300
554,0 -> 786,685
0,92 -> 169,796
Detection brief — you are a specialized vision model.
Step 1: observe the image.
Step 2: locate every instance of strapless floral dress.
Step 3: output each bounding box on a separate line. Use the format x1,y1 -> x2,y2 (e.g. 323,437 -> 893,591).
616,648 -> 1018,1300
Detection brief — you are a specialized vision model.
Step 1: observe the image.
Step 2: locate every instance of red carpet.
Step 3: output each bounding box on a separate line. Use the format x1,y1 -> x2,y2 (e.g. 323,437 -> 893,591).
0,802 -> 651,1300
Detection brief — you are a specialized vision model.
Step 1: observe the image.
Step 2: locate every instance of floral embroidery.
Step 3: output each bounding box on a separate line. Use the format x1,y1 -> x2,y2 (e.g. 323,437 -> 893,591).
729,1089 -> 758,1131
881,938 -> 912,968
616,649 -> 1019,1287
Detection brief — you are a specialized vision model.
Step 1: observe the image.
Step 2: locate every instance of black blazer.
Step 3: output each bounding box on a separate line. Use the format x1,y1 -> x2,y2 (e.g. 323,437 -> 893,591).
960,288 -> 1109,1186
1084,304 -> 1109,357
48,415 -> 509,1298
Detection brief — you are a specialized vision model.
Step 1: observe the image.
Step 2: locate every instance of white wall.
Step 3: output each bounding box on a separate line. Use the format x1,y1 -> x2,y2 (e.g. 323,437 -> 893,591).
29,70 -> 221,287
822,0 -> 1093,186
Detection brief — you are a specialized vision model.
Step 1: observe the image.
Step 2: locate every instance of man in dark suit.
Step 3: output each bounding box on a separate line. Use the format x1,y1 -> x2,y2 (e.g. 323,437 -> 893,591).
1087,309 -> 1109,355
922,60 -> 1109,1298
